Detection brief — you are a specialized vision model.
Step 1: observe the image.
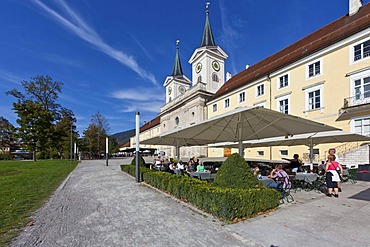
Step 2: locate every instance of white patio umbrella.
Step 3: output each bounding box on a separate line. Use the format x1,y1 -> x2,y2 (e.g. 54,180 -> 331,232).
142,106 -> 340,156
212,130 -> 370,162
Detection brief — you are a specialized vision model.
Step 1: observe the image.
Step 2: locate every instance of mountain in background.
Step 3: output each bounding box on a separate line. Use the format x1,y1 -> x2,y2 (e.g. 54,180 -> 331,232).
110,129 -> 135,145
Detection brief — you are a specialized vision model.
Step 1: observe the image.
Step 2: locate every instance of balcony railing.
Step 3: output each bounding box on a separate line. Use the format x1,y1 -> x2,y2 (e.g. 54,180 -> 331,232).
343,94 -> 370,109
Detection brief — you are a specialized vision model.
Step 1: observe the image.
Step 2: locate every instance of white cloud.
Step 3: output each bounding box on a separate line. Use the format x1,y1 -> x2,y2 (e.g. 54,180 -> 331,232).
31,0 -> 158,86
111,88 -> 164,101
120,101 -> 163,114
0,69 -> 24,86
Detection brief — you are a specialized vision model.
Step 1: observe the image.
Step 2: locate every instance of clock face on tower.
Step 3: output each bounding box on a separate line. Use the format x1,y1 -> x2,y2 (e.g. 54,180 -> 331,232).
212,60 -> 220,71
179,85 -> 186,94
196,62 -> 202,73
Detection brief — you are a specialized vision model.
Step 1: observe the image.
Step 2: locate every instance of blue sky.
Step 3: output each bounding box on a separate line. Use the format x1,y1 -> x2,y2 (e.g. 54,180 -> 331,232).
1,0 -> 368,135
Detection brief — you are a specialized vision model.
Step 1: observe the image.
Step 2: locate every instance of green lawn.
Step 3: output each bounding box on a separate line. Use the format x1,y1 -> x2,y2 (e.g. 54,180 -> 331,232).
0,160 -> 78,247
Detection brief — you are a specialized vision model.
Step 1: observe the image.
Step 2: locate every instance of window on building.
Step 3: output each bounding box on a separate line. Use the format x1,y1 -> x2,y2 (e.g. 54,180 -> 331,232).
354,39 -> 370,61
256,84 -> 264,96
239,92 -> 245,103
212,103 -> 217,112
280,150 -> 288,156
354,76 -> 370,101
212,73 -> 219,82
354,118 -> 370,136
279,74 -> 289,88
278,98 -> 289,114
175,117 -> 179,126
224,98 -> 230,108
257,151 -> 264,156
308,61 -> 321,78
308,89 -> 321,110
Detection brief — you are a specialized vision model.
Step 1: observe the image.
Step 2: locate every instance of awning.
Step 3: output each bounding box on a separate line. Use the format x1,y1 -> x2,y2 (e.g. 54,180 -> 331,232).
212,130 -> 370,162
142,106 -> 340,155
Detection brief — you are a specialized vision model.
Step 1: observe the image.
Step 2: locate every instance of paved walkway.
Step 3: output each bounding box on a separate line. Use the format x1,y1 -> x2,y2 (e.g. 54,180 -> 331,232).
12,159 -> 370,247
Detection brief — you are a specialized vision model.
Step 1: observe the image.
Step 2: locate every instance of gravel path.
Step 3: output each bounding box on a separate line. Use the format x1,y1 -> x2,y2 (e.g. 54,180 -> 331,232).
12,158 -> 370,247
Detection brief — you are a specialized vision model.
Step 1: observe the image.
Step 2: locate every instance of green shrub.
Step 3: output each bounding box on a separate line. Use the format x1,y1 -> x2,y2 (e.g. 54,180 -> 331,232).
120,163 -> 280,221
213,153 -> 260,189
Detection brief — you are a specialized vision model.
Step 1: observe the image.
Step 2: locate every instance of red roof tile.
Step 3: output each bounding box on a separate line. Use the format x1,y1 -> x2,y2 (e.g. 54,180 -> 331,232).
213,3 -> 370,99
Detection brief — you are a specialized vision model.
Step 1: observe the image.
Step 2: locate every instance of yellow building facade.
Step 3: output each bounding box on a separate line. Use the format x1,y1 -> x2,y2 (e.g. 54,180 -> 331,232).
134,2 -> 370,164
207,4 -> 370,162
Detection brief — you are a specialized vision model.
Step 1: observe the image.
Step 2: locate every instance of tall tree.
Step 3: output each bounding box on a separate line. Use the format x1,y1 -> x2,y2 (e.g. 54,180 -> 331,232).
0,116 -> 15,144
82,112 -> 110,158
6,75 -> 69,160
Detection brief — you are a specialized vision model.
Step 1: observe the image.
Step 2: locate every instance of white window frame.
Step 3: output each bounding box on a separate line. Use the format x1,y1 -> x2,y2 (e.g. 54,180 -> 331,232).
350,37 -> 370,64
224,98 -> 230,109
277,73 -> 289,89
212,103 -> 218,112
257,150 -> 264,156
306,58 -> 322,80
276,95 -> 290,114
280,150 -> 288,156
256,83 -> 265,97
304,84 -> 324,112
239,91 -> 246,104
351,115 -> 370,137
350,70 -> 370,105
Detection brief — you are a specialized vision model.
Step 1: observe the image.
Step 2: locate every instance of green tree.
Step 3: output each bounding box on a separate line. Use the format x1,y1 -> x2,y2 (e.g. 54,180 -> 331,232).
81,112 -> 110,159
0,116 -> 15,144
6,75 -> 73,160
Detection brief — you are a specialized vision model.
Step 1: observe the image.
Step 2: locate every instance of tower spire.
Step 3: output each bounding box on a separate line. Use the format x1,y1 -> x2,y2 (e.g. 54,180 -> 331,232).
200,2 -> 216,47
171,40 -> 184,77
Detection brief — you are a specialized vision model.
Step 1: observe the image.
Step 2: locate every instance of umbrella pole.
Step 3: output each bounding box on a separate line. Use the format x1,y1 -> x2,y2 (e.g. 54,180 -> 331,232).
238,141 -> 244,157
309,138 -> 314,164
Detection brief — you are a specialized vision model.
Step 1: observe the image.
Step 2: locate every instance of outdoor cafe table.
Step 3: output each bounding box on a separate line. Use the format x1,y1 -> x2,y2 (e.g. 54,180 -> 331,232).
258,176 -> 275,187
190,172 -> 212,180
294,172 -> 319,183
343,169 -> 349,176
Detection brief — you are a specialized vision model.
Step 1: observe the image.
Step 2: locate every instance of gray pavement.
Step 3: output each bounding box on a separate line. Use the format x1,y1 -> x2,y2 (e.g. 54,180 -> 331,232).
12,158 -> 370,247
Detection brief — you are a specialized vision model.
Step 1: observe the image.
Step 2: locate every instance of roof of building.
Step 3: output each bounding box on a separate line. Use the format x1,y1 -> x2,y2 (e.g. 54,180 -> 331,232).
213,2 -> 370,100
200,4 -> 216,47
171,40 -> 184,77
139,115 -> 160,133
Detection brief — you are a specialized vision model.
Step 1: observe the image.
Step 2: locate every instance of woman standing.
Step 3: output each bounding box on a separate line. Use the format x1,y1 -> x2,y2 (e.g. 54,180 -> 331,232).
325,154 -> 342,197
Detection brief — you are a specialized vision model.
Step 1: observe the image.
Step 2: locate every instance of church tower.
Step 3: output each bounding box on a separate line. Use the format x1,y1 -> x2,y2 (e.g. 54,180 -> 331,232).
188,2 -> 228,94
163,40 -> 191,103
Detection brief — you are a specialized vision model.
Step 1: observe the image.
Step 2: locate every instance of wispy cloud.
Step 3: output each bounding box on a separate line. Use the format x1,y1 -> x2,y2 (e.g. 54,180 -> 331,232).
31,0 -> 158,86
128,33 -> 155,61
120,101 -> 163,113
0,69 -> 24,87
41,53 -> 84,68
218,1 -> 242,74
111,88 -> 164,101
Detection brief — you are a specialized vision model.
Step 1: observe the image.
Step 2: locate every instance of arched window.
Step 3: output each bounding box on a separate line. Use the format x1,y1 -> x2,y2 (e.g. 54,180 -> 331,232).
212,73 -> 219,82
175,117 -> 179,126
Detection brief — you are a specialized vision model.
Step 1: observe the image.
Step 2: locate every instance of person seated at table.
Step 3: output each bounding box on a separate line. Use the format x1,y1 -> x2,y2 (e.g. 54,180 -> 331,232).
250,164 -> 260,176
268,164 -> 291,189
169,162 -> 176,173
176,160 -> 184,170
186,159 -> 195,172
196,160 -> 205,172
282,154 -> 302,173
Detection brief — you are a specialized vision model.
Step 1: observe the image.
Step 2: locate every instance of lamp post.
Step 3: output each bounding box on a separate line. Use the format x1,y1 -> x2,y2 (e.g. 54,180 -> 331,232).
135,112 -> 140,183
106,137 -> 108,166
70,123 -> 73,165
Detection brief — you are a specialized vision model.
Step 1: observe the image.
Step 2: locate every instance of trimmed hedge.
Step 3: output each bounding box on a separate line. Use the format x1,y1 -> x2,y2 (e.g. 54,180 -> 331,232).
213,153 -> 261,189
120,164 -> 280,221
